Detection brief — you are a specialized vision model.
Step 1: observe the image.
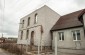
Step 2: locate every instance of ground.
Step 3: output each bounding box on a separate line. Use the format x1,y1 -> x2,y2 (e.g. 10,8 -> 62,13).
26,51 -> 54,55
0,48 -> 15,55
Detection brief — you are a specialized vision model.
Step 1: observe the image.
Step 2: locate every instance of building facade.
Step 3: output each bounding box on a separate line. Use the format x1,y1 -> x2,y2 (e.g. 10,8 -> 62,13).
17,5 -> 85,55
51,9 -> 85,55
17,5 -> 60,51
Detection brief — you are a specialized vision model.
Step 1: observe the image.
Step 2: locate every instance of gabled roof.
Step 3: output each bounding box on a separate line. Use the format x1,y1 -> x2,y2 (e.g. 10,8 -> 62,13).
51,9 -> 85,31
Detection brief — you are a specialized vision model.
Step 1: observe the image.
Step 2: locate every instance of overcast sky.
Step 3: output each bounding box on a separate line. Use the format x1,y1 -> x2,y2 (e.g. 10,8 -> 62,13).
0,0 -> 85,38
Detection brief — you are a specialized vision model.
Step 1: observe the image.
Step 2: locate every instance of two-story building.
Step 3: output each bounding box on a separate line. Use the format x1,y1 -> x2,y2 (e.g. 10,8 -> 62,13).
17,5 -> 60,51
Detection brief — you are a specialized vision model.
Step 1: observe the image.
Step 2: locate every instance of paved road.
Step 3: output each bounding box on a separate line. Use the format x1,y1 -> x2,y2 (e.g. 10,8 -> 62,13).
0,48 -> 13,55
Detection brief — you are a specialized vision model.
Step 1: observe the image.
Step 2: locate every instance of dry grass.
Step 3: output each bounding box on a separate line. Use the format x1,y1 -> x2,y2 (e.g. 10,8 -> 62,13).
0,43 -> 24,55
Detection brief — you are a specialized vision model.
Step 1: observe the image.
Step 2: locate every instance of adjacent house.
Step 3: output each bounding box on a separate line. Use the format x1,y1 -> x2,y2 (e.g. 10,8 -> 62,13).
51,9 -> 85,55
17,5 -> 60,51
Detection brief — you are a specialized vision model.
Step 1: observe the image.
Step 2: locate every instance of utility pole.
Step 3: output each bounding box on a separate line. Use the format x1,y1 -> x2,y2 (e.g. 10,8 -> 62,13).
38,35 -> 40,55
55,36 -> 57,55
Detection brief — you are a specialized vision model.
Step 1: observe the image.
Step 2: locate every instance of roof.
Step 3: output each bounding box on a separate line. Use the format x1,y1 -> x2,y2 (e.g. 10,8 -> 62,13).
51,9 -> 85,31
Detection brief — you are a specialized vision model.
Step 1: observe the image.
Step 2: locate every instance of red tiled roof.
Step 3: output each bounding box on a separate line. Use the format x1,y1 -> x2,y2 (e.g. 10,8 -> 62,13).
51,9 -> 85,31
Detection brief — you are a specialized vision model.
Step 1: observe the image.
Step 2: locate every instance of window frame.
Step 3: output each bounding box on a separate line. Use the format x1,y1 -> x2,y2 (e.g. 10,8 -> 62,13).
58,32 -> 64,41
26,30 -> 29,39
27,17 -> 30,26
72,30 -> 81,41
34,13 -> 38,24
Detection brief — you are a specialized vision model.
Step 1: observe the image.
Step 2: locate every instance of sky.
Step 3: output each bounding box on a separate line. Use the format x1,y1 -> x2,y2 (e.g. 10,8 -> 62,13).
0,0 -> 85,38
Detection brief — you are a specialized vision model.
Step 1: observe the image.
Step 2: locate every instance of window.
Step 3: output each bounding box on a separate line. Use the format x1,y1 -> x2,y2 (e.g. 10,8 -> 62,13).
26,30 -> 29,39
21,31 -> 23,40
58,32 -> 64,41
72,30 -> 81,41
27,17 -> 30,26
22,20 -> 24,28
31,31 -> 34,45
34,13 -> 38,24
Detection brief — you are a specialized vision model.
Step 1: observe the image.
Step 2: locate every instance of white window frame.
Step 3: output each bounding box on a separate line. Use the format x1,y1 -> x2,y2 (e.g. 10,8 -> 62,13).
72,30 -> 81,41
58,32 -> 64,41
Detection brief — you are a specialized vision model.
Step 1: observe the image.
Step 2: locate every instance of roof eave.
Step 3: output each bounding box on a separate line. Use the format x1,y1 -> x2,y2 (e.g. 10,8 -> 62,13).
51,25 -> 83,31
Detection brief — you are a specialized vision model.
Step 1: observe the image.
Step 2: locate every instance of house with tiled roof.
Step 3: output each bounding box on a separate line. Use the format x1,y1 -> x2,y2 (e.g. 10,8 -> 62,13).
51,9 -> 85,55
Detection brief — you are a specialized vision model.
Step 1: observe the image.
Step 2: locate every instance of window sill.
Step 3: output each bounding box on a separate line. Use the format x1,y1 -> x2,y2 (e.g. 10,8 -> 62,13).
73,40 -> 81,41
59,40 -> 64,41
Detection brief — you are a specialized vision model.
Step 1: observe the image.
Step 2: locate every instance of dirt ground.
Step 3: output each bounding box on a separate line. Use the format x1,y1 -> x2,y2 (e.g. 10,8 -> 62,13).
0,48 -> 15,55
